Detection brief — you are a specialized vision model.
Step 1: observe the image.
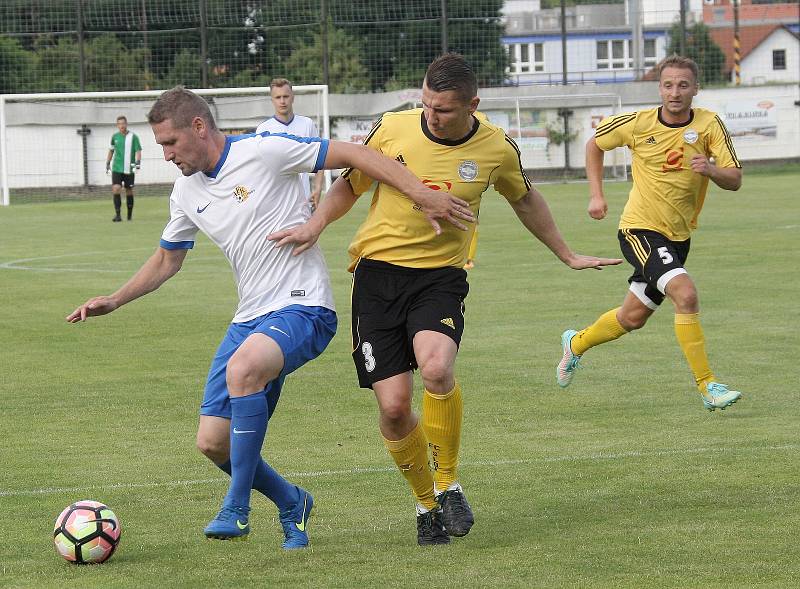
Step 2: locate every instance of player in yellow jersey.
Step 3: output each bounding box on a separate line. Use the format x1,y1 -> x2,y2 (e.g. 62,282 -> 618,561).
556,55 -> 743,411
270,53 -> 621,546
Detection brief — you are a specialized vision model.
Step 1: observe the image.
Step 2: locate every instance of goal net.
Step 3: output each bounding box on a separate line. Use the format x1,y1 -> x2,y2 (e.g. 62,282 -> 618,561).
0,85 -> 329,205
475,93 -> 627,183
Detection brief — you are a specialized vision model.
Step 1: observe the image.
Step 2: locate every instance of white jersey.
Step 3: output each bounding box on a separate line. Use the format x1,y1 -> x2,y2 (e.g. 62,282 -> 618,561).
256,115 -> 320,197
160,132 -> 335,323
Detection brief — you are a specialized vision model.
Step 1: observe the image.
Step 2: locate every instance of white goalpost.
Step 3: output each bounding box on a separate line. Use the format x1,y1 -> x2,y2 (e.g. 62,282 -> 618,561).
0,85 -> 329,206
474,93 -> 628,182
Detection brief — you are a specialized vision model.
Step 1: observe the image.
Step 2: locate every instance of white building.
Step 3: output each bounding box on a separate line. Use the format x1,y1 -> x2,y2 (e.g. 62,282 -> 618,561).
502,0 -> 704,85
738,26 -> 799,85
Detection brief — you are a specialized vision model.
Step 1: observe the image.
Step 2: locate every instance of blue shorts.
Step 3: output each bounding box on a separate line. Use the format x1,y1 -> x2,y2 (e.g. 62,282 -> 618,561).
200,305 -> 337,419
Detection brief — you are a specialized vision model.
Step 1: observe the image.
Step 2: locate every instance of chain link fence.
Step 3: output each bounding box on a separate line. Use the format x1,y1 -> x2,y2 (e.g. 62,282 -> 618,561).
2,1 -> 797,95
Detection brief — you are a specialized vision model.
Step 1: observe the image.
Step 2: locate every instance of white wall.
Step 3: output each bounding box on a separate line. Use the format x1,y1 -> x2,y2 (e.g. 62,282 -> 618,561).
2,84 -> 798,190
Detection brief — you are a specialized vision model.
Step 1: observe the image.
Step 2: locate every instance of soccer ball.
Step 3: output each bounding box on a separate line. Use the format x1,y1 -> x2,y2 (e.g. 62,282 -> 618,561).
53,500 -> 121,564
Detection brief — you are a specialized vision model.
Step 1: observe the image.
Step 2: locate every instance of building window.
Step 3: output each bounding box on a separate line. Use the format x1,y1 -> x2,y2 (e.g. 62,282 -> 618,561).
596,40 -> 630,70
596,39 -> 657,70
773,49 -> 786,70
509,43 -> 544,74
644,38 -> 657,67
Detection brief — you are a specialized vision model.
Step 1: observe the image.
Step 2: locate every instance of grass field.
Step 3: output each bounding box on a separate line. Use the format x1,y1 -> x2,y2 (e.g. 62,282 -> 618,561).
1,167 -> 799,588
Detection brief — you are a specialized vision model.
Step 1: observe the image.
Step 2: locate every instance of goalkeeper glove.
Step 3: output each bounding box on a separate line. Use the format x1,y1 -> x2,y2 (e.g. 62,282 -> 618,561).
106,162 -> 111,174
134,161 -> 141,171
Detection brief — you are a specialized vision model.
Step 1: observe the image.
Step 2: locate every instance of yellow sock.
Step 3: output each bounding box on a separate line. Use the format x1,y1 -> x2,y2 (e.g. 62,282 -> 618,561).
571,308 -> 628,355
674,313 -> 715,392
422,383 -> 463,492
383,421 -> 436,509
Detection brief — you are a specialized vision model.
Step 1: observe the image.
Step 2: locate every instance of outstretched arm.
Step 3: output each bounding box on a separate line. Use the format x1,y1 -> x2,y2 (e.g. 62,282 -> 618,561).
322,141 -> 474,234
66,247 -> 187,322
268,176 -> 359,255
585,137 -> 608,220
509,188 -> 623,270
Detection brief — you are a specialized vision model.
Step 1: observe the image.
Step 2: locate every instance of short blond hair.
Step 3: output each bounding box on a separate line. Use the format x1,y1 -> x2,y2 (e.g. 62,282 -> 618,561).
658,54 -> 699,82
270,78 -> 292,91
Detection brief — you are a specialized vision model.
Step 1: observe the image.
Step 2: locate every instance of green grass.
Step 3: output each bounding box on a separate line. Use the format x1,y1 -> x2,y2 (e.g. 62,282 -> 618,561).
1,167 -> 799,588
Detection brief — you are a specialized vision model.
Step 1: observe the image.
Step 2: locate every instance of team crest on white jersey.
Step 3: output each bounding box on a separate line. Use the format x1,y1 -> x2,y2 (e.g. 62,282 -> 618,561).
233,185 -> 251,203
458,160 -> 478,181
683,129 -> 698,144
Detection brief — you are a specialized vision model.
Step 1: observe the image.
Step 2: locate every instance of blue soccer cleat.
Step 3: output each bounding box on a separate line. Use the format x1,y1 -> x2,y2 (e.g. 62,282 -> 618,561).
279,486 -> 313,550
204,504 -> 251,540
556,329 -> 581,388
702,382 -> 742,411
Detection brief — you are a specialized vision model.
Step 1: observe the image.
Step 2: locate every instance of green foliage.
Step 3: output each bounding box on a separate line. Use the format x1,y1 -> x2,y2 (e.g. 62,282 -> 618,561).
0,0 -> 509,93
160,49 -> 203,89
0,36 -> 34,94
285,26 -> 371,92
83,34 -> 152,91
668,22 -> 727,85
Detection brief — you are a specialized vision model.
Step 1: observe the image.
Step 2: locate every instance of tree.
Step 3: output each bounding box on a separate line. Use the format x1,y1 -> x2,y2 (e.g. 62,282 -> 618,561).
285,26 -> 371,93
668,22 -> 726,85
0,36 -> 34,93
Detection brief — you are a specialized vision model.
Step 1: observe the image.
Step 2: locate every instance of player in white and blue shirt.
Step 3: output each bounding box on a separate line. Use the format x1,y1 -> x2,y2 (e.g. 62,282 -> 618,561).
257,78 -> 325,208
67,86 -> 468,550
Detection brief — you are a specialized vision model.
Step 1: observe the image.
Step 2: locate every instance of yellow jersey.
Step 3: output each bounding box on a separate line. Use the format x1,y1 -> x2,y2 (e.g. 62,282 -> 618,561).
343,109 -> 532,270
595,106 -> 740,241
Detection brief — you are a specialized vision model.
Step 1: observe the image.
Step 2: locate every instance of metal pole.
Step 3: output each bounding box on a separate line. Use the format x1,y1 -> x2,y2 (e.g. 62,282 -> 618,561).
561,0 -> 568,85
77,0 -> 86,91
200,0 -> 209,87
559,108 -> 572,174
631,0 -> 643,80
733,0 -> 741,85
321,0 -> 330,88
76,125 -> 92,187
441,0 -> 448,54
679,0 -> 686,56
141,0 -> 150,80
0,96 -> 9,206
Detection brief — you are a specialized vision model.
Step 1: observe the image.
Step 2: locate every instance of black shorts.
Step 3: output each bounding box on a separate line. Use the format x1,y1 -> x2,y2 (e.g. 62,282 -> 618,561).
618,229 -> 690,308
351,259 -> 469,389
111,172 -> 135,188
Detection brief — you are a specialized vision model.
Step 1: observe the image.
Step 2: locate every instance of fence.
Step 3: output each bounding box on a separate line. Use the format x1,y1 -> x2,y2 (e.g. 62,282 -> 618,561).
1,1 -> 798,95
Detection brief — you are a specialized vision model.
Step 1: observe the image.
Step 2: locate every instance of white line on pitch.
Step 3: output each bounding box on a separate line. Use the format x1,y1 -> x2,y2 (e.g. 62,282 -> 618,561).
2,443 -> 796,498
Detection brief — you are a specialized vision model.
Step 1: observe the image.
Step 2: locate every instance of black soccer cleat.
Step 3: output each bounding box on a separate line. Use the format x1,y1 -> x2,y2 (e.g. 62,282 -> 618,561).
437,483 -> 474,537
416,507 -> 450,546
112,215 -> 122,222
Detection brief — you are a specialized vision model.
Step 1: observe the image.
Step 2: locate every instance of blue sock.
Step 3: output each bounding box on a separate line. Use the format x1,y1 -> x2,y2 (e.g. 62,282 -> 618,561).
216,459 -> 297,511
225,392 -> 268,509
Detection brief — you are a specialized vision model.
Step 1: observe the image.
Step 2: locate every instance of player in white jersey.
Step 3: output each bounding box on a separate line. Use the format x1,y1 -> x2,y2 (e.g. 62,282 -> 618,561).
66,86 -> 474,550
256,78 -> 325,210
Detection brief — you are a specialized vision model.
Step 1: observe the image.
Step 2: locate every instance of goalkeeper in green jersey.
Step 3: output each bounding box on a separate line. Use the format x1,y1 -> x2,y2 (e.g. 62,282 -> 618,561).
106,115 -> 142,222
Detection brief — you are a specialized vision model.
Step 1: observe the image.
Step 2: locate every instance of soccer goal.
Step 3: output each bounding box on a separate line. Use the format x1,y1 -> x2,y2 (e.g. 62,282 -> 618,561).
475,92 -> 628,183
0,85 -> 329,205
